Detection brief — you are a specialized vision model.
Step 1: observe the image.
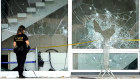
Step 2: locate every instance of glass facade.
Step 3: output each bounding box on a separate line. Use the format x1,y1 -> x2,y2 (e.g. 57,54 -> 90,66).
72,0 -> 138,49
1,0 -> 139,74
1,0 -> 68,71
73,53 -> 138,70
72,0 -> 139,72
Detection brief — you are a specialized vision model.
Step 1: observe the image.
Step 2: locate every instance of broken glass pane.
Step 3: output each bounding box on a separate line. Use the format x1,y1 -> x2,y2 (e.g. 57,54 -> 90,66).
1,2 -> 68,71
26,5 -> 68,37
72,0 -> 139,49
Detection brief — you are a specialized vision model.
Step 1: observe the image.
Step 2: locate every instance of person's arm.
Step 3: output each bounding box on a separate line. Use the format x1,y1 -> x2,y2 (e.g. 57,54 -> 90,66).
24,34 -> 29,45
13,41 -> 16,47
25,40 -> 29,45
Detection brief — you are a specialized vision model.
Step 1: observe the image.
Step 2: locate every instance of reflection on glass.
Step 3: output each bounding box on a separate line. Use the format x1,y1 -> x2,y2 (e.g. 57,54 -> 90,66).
1,0 -> 68,71
72,0 -> 139,49
73,53 -> 138,70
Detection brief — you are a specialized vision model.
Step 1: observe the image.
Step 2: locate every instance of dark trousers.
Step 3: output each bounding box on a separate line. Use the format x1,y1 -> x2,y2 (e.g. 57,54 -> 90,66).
16,51 -> 27,76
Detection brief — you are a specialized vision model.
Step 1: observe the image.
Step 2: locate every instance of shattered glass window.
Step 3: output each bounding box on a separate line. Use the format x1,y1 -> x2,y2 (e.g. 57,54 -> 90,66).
26,6 -> 68,37
1,0 -> 68,71
73,53 -> 138,70
25,5 -> 68,71
72,0 -> 139,49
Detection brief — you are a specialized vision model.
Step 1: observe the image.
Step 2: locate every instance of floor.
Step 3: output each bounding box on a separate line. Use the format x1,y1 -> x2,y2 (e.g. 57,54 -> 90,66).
2,77 -> 140,79
2,76 -> 140,79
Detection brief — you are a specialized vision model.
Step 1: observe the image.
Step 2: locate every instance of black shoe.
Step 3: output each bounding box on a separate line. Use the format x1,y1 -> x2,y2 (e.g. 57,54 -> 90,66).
19,75 -> 26,78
